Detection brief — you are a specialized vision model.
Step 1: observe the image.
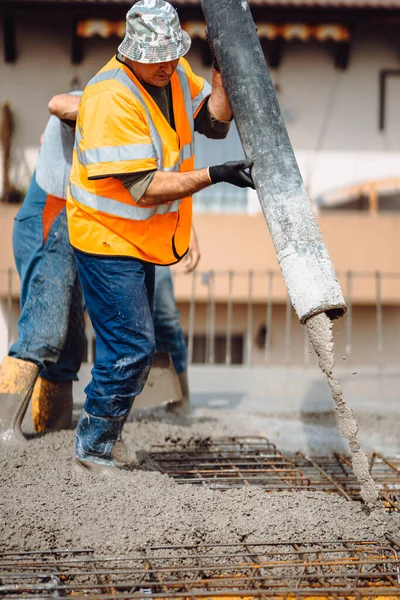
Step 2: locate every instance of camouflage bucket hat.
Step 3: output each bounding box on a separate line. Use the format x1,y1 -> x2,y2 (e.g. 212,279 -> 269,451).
118,0 -> 191,64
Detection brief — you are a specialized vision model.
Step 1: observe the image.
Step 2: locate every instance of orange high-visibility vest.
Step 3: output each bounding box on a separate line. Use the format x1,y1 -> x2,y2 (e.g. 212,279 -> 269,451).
67,56 -> 210,264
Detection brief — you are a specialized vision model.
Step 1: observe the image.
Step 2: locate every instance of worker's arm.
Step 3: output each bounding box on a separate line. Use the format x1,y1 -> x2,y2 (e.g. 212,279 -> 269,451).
125,160 -> 253,207
208,69 -> 232,123
201,30 -> 232,127
48,94 -> 80,121
181,52 -> 231,139
193,69 -> 232,140
194,95 -> 231,140
139,169 -> 210,205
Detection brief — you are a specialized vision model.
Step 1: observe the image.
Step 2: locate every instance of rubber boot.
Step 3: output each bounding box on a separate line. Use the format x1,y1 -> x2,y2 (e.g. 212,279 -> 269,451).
0,356 -> 39,444
166,371 -> 191,417
32,378 -> 73,433
74,408 -> 125,475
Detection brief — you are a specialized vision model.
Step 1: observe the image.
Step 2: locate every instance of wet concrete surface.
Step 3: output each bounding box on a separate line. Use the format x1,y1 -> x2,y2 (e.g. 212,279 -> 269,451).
1,410 -> 399,555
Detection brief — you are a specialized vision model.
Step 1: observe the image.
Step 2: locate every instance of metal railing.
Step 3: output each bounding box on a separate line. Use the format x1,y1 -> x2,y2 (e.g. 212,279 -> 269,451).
173,268 -> 400,367
2,267 -> 400,367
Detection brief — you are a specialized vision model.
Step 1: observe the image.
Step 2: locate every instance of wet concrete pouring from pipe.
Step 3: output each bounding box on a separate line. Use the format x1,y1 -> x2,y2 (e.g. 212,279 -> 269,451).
1,317 -> 400,596
306,313 -> 380,507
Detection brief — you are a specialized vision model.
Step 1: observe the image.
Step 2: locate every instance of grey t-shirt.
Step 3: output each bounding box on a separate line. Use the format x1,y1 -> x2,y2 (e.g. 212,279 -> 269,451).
36,91 -> 82,200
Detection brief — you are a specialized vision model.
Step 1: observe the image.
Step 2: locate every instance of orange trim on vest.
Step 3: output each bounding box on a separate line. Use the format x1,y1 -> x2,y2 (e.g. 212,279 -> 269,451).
42,195 -> 66,245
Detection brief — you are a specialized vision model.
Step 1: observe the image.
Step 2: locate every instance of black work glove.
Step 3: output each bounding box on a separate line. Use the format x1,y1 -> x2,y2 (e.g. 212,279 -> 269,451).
209,160 -> 255,189
205,27 -> 220,72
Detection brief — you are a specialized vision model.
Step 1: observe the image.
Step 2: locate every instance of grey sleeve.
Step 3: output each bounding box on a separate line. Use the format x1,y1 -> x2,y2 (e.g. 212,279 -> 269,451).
36,117 -> 75,200
194,97 -> 231,140
36,90 -> 84,199
118,170 -> 156,202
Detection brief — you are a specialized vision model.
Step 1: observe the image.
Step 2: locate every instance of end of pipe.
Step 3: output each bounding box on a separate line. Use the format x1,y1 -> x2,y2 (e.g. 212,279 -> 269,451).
325,307 -> 346,321
301,304 -> 347,325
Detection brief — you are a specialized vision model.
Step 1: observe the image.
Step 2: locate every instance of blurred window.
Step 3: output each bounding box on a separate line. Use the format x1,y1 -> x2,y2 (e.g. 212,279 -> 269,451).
193,124 -> 248,214
185,334 -> 244,365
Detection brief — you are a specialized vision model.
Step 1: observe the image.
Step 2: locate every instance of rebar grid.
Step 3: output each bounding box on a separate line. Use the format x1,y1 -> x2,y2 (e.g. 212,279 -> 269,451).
149,437 -> 314,490
1,540 -> 399,598
149,437 -> 400,510
308,453 -> 400,512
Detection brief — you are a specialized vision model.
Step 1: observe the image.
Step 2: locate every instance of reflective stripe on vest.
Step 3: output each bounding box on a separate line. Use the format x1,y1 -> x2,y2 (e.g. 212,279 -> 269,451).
187,73 -> 211,116
177,65 -> 195,129
74,126 -> 85,166
70,182 -> 181,221
175,63 -> 211,119
84,143 -> 156,166
75,124 -> 157,166
164,141 -> 194,172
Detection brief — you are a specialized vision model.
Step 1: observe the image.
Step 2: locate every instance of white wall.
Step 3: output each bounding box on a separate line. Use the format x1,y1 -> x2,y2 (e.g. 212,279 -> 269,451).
273,24 -> 400,199
0,16 -> 399,202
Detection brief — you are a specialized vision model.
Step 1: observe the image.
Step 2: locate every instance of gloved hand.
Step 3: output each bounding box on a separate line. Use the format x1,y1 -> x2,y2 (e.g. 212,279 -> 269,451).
205,27 -> 220,72
208,160 -> 255,189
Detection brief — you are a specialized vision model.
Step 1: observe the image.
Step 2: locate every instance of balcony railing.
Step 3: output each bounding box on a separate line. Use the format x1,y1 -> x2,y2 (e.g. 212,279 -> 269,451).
2,268 -> 400,368
171,269 -> 400,367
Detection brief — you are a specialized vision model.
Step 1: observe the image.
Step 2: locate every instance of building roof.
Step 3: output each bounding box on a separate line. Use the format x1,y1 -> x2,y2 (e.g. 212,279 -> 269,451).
8,0 -> 400,6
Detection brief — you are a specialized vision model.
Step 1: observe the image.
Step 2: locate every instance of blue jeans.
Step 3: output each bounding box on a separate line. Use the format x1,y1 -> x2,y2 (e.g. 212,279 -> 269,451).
74,249 -> 155,419
9,172 -> 85,383
153,266 -> 187,374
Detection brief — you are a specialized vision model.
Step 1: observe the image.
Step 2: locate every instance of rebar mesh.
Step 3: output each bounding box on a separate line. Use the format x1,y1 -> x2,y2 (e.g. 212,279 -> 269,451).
149,437 -> 400,510
1,540 -> 399,598
308,453 -> 400,512
149,437 -> 318,490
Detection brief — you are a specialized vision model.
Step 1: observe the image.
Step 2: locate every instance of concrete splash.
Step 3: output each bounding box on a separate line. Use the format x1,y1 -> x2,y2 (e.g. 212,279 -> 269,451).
306,313 -> 379,507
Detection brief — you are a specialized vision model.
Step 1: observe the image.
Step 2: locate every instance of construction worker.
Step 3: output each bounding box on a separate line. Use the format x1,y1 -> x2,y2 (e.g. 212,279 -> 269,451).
68,0 -> 254,473
0,92 -> 86,444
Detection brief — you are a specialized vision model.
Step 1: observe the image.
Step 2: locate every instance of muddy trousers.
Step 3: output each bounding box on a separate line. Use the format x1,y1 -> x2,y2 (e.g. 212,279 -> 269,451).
153,266 -> 187,375
74,249 -> 156,419
9,173 -> 86,382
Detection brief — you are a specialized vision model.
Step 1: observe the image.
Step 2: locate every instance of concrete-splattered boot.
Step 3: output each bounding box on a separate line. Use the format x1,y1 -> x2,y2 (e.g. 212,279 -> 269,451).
74,408 -> 125,475
0,356 -> 39,444
31,378 -> 73,433
166,371 -> 191,417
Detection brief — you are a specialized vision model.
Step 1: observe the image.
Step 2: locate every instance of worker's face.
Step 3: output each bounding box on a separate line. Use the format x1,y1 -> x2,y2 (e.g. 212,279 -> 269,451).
130,59 -> 180,87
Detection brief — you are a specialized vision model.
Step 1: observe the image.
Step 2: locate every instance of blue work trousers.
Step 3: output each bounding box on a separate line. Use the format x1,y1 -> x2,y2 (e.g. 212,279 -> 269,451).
153,266 -> 187,374
74,249 -> 155,419
9,173 -> 85,382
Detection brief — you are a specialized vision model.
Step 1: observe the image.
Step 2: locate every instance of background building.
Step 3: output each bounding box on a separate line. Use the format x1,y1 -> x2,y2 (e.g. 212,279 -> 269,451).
1,0 -> 400,367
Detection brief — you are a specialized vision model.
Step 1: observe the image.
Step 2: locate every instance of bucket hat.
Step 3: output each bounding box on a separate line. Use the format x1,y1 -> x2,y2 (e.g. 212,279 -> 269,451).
118,0 -> 191,64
